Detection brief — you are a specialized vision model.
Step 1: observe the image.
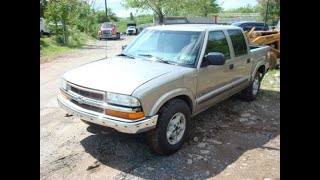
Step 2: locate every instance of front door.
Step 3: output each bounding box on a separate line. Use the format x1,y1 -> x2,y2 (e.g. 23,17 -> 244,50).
196,30 -> 235,112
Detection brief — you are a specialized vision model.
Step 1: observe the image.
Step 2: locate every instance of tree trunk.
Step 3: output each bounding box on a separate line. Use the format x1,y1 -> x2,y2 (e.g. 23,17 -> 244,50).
158,13 -> 165,25
63,25 -> 68,45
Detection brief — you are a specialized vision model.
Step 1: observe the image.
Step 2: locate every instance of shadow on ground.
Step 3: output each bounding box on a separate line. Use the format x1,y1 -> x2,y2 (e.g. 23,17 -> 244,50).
80,89 -> 280,179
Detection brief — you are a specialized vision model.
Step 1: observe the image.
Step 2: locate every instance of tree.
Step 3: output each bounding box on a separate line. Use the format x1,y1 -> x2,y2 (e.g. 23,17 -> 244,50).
223,4 -> 257,13
130,12 -> 134,21
191,0 -> 221,17
123,0 -> 186,24
167,0 -> 221,17
40,0 -> 48,18
45,0 -> 79,44
95,9 -> 119,23
256,0 -> 280,25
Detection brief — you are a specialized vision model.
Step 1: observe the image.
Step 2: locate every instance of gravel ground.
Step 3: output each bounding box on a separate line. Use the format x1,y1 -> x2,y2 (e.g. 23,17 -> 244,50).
40,35 -> 280,180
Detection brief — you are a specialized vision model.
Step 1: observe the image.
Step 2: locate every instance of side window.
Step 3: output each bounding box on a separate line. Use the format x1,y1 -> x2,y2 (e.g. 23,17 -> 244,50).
227,29 -> 248,57
244,23 -> 254,31
205,31 -> 231,60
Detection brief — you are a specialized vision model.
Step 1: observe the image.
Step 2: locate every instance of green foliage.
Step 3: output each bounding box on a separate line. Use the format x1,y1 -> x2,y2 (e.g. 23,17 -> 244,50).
223,4 -> 258,13
40,0 -> 48,18
45,0 -> 79,44
115,21 -> 128,32
123,0 -> 221,23
123,0 -> 187,24
95,9 -> 119,23
256,0 -> 280,25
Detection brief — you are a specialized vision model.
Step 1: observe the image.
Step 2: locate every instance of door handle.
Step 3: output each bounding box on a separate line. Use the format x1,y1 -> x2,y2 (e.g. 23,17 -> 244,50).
247,59 -> 251,63
229,64 -> 234,69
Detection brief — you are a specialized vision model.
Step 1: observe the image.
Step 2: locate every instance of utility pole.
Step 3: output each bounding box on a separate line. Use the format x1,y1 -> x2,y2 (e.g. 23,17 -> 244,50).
105,0 -> 108,58
264,0 -> 269,29
105,0 -> 108,22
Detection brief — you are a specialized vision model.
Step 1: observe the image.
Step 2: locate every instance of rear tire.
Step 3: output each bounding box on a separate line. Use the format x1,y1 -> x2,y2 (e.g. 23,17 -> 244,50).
147,99 -> 191,155
239,71 -> 261,101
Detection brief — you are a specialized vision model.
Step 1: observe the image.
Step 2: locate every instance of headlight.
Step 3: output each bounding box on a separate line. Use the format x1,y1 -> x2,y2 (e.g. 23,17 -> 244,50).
106,92 -> 141,107
60,78 -> 67,90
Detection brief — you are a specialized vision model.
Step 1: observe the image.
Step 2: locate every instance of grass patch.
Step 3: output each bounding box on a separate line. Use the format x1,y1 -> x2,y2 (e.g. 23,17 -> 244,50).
40,32 -> 94,63
260,89 -> 280,97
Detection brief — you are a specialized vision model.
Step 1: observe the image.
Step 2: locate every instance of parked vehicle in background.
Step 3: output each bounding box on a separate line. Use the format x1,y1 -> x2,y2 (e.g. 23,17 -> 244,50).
231,21 -> 269,31
58,24 -> 270,155
40,18 -> 50,37
126,23 -> 138,35
98,22 -> 120,40
126,26 -> 137,35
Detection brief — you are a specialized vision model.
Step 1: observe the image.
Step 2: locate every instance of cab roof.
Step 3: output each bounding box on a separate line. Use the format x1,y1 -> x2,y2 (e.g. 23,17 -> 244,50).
147,24 -> 242,32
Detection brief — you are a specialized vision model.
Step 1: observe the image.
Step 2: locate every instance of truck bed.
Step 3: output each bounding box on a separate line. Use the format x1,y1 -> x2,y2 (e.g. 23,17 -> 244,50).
249,45 -> 270,72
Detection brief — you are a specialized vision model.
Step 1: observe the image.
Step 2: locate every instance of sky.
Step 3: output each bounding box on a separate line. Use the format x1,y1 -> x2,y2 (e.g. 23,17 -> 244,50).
93,0 -> 258,18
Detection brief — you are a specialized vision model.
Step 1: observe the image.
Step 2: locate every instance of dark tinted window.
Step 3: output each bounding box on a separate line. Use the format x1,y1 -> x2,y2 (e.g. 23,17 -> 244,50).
228,29 -> 248,56
255,23 -> 268,30
205,31 -> 230,60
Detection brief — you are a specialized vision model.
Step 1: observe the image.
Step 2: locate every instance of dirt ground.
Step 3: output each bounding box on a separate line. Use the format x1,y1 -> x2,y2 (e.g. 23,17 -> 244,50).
40,35 -> 280,180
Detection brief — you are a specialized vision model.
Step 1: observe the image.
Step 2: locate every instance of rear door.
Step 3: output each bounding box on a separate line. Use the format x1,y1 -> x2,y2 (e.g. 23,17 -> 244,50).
226,29 -> 252,93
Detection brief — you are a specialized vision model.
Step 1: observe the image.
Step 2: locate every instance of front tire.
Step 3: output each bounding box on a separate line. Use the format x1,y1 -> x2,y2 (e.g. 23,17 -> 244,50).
239,71 -> 262,101
147,99 -> 191,155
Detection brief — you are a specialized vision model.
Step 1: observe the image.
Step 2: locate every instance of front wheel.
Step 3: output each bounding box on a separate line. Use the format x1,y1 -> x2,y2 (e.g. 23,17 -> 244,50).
147,99 -> 191,155
239,71 -> 261,101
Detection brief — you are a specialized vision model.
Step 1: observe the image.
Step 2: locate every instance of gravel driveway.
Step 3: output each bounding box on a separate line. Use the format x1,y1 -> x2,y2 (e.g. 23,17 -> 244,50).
40,35 -> 280,180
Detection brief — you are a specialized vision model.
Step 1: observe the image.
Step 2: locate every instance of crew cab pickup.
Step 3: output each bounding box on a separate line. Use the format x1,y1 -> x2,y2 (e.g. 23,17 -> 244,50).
58,24 -> 270,155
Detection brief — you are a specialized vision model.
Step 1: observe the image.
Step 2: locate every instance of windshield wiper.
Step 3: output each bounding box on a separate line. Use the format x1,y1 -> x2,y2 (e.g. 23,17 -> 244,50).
137,54 -> 170,64
118,53 -> 135,59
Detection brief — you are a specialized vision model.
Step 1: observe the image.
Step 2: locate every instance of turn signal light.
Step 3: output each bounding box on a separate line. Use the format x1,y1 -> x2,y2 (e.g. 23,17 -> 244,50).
105,109 -> 145,120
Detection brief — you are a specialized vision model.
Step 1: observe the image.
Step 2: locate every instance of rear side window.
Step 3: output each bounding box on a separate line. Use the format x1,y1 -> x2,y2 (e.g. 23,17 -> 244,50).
205,31 -> 230,60
227,30 -> 248,56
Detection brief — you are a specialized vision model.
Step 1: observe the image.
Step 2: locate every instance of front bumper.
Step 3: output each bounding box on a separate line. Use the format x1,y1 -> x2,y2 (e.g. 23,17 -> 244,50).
99,34 -> 117,39
57,95 -> 158,134
126,30 -> 136,34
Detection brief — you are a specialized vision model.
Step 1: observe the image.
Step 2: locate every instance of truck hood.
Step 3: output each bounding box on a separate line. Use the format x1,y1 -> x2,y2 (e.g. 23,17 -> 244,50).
100,28 -> 112,31
63,57 -> 183,95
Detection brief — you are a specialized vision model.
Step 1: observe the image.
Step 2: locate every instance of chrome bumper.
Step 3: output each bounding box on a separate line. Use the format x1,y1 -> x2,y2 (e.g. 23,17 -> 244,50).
57,95 -> 158,134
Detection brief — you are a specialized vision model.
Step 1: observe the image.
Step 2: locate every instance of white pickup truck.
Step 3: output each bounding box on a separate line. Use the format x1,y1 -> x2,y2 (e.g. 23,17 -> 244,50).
40,18 -> 50,36
58,24 -> 270,155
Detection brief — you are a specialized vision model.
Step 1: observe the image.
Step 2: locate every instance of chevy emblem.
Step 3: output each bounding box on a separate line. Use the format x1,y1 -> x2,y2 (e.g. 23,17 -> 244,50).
77,96 -> 84,104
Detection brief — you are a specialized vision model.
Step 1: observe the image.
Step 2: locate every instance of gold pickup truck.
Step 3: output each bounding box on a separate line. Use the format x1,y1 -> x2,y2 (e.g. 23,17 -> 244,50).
58,24 -> 270,155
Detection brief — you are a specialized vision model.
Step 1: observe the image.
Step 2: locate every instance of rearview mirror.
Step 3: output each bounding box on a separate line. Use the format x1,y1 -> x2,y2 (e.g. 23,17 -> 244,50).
203,52 -> 225,66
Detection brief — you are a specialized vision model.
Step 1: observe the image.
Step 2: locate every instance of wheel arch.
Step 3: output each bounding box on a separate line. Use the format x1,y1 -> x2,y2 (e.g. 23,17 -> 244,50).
148,88 -> 195,116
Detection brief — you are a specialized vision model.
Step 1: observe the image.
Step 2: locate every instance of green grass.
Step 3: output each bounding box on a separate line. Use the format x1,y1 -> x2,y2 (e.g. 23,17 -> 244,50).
40,33 -> 94,63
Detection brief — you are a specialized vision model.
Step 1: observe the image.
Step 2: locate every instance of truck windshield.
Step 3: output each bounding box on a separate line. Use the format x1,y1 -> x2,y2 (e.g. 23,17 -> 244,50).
123,29 -> 203,66
102,24 -> 113,28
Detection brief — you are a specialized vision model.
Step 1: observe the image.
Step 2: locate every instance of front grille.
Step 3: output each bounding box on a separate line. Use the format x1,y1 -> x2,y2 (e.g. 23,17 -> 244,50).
128,30 -> 133,33
103,30 -> 111,34
70,99 -> 104,113
70,86 -> 104,101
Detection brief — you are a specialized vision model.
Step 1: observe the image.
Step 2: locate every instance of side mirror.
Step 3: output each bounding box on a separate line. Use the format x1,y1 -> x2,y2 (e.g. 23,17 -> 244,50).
122,45 -> 127,50
203,52 -> 225,66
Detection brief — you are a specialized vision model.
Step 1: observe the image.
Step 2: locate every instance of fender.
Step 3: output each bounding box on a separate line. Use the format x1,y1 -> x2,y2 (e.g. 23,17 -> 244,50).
251,60 -> 266,81
148,88 -> 195,116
